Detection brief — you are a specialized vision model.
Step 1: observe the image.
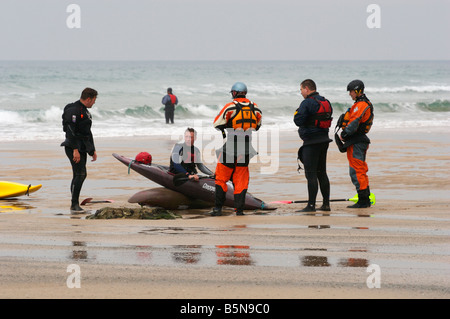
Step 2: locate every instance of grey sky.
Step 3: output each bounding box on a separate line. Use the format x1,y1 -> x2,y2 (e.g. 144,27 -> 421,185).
1,0 -> 449,60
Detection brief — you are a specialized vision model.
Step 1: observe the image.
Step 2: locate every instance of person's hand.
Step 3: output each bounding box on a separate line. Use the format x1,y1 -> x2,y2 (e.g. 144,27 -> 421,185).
189,174 -> 199,181
91,151 -> 97,162
73,149 -> 80,163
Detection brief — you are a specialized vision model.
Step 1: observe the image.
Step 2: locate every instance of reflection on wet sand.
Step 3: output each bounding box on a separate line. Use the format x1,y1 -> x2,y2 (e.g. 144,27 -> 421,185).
337,258 -> 369,268
301,256 -> 331,267
172,245 -> 202,264
65,242 -> 370,268
71,241 -> 88,260
215,245 -> 253,266
0,201 -> 35,213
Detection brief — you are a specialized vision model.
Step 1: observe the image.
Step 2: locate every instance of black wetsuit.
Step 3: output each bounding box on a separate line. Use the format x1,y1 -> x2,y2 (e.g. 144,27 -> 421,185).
61,100 -> 95,207
169,142 -> 213,176
294,92 -> 333,208
162,94 -> 178,124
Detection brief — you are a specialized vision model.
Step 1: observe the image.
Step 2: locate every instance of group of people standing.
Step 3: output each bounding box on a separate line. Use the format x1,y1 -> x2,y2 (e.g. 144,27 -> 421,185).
294,79 -> 373,213
61,80 -> 373,215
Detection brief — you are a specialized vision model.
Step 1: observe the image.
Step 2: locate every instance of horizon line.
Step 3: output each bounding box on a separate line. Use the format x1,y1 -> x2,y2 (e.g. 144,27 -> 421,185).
0,59 -> 449,62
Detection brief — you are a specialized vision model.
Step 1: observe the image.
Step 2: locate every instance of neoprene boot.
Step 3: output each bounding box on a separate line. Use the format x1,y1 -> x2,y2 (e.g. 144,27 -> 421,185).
318,200 -> 331,211
296,204 -> 316,213
234,190 -> 247,216
70,202 -> 84,213
210,185 -> 226,216
348,188 -> 371,208
210,207 -> 222,216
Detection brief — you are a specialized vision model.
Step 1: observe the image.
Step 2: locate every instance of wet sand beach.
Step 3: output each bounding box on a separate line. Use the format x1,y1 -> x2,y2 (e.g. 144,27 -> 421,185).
0,128 -> 449,299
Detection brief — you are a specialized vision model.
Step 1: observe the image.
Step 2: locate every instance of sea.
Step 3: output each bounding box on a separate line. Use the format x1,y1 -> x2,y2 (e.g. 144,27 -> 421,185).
1,60 -> 449,142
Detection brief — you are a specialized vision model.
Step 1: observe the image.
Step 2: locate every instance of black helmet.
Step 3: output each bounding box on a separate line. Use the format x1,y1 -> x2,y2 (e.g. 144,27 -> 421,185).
347,80 -> 364,92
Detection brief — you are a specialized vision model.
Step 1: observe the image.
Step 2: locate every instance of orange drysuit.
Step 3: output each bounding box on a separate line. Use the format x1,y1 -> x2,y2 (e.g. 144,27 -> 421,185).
213,97 -> 262,210
341,95 -> 373,192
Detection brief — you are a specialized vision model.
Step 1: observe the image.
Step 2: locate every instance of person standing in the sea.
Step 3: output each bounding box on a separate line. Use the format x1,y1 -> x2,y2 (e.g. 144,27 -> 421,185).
61,88 -> 98,213
162,87 -> 178,124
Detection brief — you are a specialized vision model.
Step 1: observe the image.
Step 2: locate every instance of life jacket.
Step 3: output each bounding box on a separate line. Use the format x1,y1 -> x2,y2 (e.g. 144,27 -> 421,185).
306,97 -> 333,129
178,145 -> 198,174
169,94 -> 177,105
228,101 -> 258,131
361,103 -> 374,134
337,96 -> 373,134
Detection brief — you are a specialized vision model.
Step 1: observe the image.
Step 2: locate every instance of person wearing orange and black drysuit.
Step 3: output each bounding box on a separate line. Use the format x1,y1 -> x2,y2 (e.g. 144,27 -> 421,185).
339,80 -> 374,208
210,82 -> 262,216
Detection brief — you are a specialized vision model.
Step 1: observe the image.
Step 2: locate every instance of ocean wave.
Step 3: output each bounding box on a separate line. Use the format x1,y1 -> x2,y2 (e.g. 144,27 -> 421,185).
369,85 -> 450,94
329,100 -> 450,113
416,100 -> 450,112
2,99 -> 449,127
92,103 -> 220,121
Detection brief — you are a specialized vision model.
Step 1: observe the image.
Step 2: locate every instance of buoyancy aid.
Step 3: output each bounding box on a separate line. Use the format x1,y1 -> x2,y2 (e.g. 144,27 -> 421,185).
306,97 -> 333,129
337,96 -> 373,134
228,101 -> 259,131
170,143 -> 198,174
169,93 -> 177,105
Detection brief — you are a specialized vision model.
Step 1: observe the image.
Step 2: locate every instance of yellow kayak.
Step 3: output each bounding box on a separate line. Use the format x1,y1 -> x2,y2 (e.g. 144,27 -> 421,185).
0,181 -> 42,199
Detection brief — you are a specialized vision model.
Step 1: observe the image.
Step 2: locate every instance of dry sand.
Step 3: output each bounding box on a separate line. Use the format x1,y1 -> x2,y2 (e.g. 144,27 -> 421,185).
0,128 -> 449,301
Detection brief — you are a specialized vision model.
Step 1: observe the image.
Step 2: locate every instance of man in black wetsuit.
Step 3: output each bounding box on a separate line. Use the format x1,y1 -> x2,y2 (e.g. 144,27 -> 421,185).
162,87 -> 178,124
293,79 -> 333,212
61,88 -> 98,212
169,127 -> 213,180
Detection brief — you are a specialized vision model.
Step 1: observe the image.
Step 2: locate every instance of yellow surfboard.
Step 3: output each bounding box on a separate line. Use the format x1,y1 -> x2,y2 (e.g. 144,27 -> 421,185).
0,181 -> 42,199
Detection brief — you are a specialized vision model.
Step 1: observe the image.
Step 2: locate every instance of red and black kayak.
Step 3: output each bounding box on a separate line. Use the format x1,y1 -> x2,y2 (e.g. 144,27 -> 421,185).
112,153 -> 275,211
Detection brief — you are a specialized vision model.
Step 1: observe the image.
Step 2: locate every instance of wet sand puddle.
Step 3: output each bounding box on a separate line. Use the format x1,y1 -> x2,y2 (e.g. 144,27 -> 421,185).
1,240 -> 448,271
243,223 -> 450,236
0,221 -> 448,271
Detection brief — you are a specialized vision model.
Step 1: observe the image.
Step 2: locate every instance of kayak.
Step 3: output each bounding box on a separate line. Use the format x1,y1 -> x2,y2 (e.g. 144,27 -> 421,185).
112,153 -> 275,210
128,187 -> 212,210
0,181 -> 42,199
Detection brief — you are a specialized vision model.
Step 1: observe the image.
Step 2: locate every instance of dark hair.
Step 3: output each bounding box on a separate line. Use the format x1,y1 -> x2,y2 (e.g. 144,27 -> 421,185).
300,79 -> 316,91
185,127 -> 197,137
80,88 -> 98,100
167,88 -> 173,93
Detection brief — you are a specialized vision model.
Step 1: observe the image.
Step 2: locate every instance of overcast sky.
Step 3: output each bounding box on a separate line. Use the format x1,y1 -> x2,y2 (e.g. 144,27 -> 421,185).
1,0 -> 449,60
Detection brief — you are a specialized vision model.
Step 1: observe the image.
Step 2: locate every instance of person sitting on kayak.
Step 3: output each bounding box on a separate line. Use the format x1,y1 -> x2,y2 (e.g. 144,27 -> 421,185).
169,127 -> 213,181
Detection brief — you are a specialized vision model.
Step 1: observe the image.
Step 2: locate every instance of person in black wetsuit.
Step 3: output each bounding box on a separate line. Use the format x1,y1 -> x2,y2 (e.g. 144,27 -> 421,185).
293,79 -> 333,212
169,127 -> 213,180
61,88 -> 98,212
162,87 -> 178,124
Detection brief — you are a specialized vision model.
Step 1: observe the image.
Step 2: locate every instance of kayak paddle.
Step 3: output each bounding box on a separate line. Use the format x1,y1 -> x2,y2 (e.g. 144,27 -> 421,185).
271,193 -> 376,206
173,173 -> 214,187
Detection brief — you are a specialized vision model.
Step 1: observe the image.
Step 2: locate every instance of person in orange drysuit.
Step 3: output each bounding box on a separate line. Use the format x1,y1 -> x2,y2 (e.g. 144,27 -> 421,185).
210,82 -> 262,216
339,80 -> 374,208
